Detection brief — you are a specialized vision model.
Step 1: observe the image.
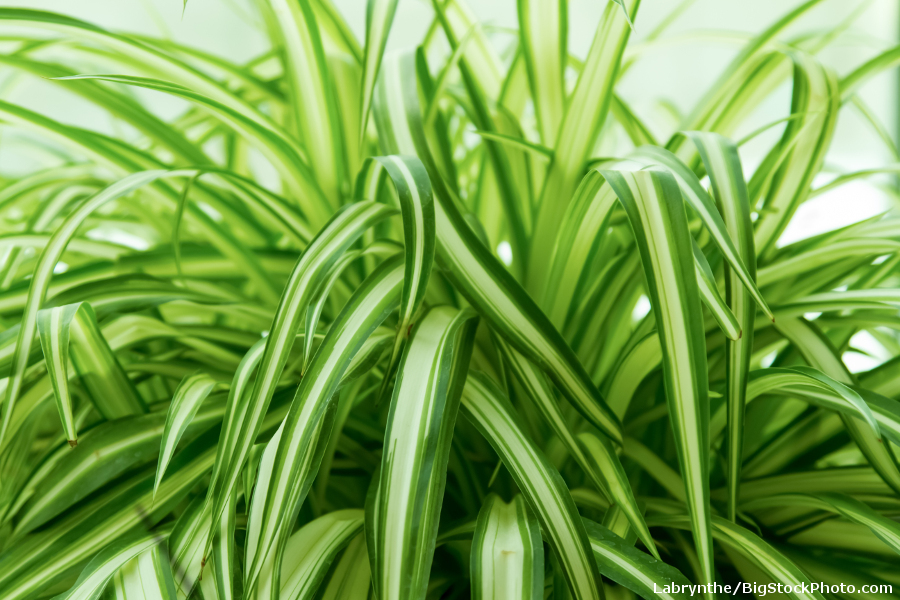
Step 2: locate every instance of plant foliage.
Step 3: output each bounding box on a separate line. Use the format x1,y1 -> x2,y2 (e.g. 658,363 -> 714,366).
0,0 -> 899,599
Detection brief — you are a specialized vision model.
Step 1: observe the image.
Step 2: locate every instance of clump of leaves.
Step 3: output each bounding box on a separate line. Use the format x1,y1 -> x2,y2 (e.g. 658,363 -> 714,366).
0,0 -> 899,599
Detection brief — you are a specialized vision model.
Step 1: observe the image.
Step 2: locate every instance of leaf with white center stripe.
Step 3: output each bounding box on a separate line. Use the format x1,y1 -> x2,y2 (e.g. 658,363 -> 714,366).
168,495 -> 212,599
495,336 -> 658,559
154,372 -> 217,497
528,0 -> 637,289
517,0 -> 566,145
751,53 -> 839,257
582,519 -> 691,600
368,305 -> 478,600
265,0 -> 345,206
600,168 -> 714,593
576,431 -> 659,559
649,514 -> 827,600
471,494 -> 543,600
200,486 -> 237,600
359,0 -> 399,146
355,155 -> 435,398
53,525 -> 173,600
244,257 -> 404,597
687,131 -> 757,522
12,406 -> 223,538
204,201 -> 393,551
278,510 -> 364,600
36,303 -> 81,446
460,371 -> 603,600
105,545 -> 178,600
629,144 -> 773,322
371,50 -> 623,444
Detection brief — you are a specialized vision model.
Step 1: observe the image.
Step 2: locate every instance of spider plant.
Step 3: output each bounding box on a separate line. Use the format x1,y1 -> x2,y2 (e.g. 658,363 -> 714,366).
0,0 -> 899,598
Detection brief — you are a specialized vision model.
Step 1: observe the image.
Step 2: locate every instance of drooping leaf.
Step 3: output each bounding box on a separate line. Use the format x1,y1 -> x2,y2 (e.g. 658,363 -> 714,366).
355,155 -> 436,395
688,131 -> 758,521
205,201 -> 394,544
372,49 -> 623,444
1,170 -> 186,446
601,168 -> 715,590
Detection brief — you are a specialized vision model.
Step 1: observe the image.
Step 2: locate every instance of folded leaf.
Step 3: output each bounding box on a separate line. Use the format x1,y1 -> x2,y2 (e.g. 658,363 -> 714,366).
471,494 -> 543,600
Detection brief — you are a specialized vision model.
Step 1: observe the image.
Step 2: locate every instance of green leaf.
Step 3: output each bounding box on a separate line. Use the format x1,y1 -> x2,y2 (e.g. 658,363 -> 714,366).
371,50 -> 623,444
471,494 -> 543,600
743,492 -> 900,556
582,519 -> 691,600
687,131 -> 758,521
528,0 -> 637,289
0,416 -> 220,599
0,170 -> 187,446
360,0 -> 399,145
204,201 -> 394,546
368,306 -> 478,600
495,336 -> 657,557
430,0 -> 531,269
265,0 -> 346,206
278,510 -> 365,599
52,526 -> 173,600
752,53 -> 839,257
355,155 -> 436,396
105,545 -> 178,600
243,257 -> 404,596
629,144 -> 773,321
610,0 -> 635,29
461,371 -> 603,600
36,304 -> 80,446
648,514 -> 827,600
601,168 -> 715,590
541,169 -> 618,327
576,432 -> 659,560
11,410 -> 214,537
168,495 -> 212,598
692,238 -> 741,340
604,332 -> 663,418
517,0 -> 566,145
774,316 -> 900,494
154,372 -> 217,497
317,533 -> 371,600
471,130 -> 554,160
202,486 -> 237,600
53,74 -> 328,226
708,366 -> 885,444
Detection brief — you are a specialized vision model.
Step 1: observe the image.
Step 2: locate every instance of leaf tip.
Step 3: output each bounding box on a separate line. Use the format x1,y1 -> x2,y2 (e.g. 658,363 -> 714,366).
68,439 -> 77,448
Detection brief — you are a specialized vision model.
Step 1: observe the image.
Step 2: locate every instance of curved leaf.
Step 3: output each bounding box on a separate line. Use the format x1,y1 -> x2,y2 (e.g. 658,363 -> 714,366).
601,168 -> 714,588
368,306 -> 478,600
154,372 -> 217,497
461,371 -> 603,600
